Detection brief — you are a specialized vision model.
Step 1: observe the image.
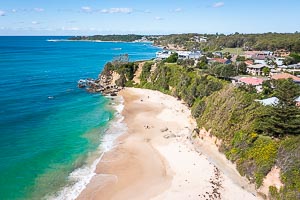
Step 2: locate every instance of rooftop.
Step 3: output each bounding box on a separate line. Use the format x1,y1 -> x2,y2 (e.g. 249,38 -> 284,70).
247,64 -> 269,69
239,77 -> 264,86
255,97 -> 279,106
271,73 -> 300,82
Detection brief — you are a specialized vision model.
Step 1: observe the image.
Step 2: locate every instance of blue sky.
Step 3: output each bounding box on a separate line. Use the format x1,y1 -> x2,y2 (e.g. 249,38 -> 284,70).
0,0 -> 299,35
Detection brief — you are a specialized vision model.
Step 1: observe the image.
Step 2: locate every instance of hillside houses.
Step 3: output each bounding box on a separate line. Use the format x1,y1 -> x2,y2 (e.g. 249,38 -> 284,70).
156,50 -> 202,60
192,36 -> 208,43
155,47 -> 300,89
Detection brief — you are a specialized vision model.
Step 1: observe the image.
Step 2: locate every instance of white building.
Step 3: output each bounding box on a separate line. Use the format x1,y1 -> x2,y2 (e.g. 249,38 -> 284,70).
275,57 -> 285,66
177,51 -> 191,59
156,50 -> 202,60
246,64 -> 272,76
177,50 -> 202,60
156,50 -> 172,59
188,50 -> 202,59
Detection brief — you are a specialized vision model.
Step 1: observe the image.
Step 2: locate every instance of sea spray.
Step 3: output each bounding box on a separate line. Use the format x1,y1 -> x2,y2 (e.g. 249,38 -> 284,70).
50,96 -> 127,200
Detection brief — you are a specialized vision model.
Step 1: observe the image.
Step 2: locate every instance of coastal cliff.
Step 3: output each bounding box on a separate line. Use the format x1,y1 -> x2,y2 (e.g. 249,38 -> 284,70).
77,54 -> 299,199
97,59 -> 300,200
78,56 -> 140,96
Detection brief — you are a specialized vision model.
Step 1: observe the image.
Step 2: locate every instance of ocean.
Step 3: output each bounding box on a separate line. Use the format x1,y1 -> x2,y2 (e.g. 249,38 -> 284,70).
0,36 -> 159,200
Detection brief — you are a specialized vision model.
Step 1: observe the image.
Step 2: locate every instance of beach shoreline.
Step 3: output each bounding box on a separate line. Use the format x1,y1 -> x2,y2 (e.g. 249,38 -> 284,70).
77,87 -> 261,200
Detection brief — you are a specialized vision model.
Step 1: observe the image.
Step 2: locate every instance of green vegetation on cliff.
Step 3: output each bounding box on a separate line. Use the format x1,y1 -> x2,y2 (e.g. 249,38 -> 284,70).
154,32 -> 300,52
101,59 -> 300,199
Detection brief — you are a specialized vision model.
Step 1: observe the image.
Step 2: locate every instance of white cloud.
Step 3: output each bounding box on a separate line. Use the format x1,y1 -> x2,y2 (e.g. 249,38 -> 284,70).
212,2 -> 225,8
100,8 -> 133,14
11,9 -> 17,13
81,6 -> 92,12
34,8 -> 44,12
173,8 -> 183,12
31,21 -> 40,25
155,16 -> 164,20
0,10 -> 5,16
144,9 -> 151,13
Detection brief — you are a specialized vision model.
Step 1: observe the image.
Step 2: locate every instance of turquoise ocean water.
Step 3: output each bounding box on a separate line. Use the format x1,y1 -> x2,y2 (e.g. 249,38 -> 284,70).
0,36 -> 159,199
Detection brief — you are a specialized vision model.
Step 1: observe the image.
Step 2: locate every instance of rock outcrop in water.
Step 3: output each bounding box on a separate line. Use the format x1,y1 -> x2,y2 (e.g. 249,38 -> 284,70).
78,71 -> 121,96
78,54 -> 140,96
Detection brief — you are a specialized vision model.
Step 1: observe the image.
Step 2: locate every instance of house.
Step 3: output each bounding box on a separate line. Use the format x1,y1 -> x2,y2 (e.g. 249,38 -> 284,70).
274,49 -> 290,57
257,96 -> 300,107
246,64 -> 272,76
177,51 -> 191,59
275,57 -> 285,66
176,50 -> 202,60
192,36 -> 207,43
271,73 -> 300,83
188,50 -> 202,59
254,59 -> 267,65
232,76 -> 264,92
244,51 -> 272,60
210,58 -> 232,64
270,68 -> 282,76
244,51 -> 257,59
238,77 -> 264,86
238,77 -> 264,92
156,50 -> 172,59
287,63 -> 300,69
292,96 -> 300,107
255,97 -> 279,106
213,51 -> 223,58
245,60 -> 254,65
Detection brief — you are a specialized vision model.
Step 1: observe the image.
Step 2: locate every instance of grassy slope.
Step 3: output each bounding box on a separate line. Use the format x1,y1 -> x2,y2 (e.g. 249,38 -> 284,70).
221,48 -> 244,55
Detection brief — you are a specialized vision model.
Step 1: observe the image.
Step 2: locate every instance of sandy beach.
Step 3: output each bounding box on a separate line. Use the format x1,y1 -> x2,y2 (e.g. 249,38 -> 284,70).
77,88 -> 261,200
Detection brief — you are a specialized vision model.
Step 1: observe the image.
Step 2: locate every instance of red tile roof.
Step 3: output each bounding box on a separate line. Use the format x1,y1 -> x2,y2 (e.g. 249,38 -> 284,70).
211,58 -> 227,63
239,77 -> 264,86
245,60 -> 254,65
271,73 -> 300,82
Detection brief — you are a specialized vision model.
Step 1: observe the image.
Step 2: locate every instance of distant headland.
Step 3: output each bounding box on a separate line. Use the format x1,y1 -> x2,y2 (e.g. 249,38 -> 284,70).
69,32 -> 300,53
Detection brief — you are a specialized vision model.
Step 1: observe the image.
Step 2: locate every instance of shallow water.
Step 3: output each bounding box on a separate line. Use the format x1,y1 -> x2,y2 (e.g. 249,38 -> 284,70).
0,36 -> 159,199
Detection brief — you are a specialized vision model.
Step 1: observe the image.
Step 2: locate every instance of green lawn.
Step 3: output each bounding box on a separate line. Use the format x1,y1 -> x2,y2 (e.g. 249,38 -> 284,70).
221,48 -> 244,55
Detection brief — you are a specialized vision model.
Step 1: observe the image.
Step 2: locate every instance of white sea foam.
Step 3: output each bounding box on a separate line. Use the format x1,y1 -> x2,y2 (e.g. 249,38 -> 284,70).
49,96 -> 126,200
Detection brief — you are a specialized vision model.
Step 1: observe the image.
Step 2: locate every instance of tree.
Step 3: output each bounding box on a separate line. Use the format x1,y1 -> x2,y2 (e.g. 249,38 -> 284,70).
196,56 -> 208,69
261,80 -> 273,96
236,62 -> 247,75
236,55 -> 246,62
257,79 -> 300,137
283,56 -> 296,65
209,63 -> 236,79
177,59 -> 195,67
262,67 -> 271,76
165,53 -> 178,63
206,52 -> 214,58
223,52 -> 232,59
290,53 -> 300,63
